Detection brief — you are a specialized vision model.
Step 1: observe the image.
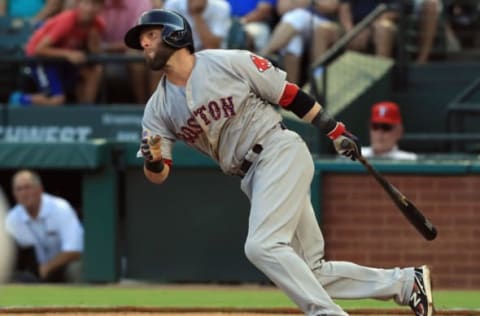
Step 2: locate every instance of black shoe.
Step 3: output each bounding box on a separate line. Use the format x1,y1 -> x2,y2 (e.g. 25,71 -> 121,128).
409,265 -> 433,316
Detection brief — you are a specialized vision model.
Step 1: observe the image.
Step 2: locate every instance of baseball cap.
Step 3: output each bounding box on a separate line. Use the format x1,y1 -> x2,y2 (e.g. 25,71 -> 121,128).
370,101 -> 402,125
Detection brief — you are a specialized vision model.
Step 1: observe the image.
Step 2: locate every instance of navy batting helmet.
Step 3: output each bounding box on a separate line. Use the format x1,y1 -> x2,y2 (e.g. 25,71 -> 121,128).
124,9 -> 194,53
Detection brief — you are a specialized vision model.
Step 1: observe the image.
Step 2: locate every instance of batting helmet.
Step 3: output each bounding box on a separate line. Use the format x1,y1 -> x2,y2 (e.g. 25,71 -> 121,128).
124,9 -> 194,53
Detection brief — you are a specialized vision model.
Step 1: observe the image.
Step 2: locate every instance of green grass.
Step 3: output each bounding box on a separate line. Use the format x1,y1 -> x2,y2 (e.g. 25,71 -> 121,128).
0,285 -> 479,309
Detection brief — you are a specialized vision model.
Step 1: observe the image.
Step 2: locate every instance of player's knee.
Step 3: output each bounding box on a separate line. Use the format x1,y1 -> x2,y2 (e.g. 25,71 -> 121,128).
244,239 -> 267,264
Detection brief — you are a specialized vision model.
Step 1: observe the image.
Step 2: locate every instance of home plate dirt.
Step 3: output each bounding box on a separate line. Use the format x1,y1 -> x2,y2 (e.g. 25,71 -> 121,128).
0,307 -> 479,316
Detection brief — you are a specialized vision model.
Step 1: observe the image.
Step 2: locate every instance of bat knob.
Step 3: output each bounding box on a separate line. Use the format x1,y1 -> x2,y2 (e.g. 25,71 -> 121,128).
340,139 -> 351,149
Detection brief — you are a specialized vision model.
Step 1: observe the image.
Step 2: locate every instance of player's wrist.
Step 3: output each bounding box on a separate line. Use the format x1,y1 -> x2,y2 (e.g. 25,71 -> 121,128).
311,108 -> 338,135
327,122 -> 345,140
145,159 -> 165,173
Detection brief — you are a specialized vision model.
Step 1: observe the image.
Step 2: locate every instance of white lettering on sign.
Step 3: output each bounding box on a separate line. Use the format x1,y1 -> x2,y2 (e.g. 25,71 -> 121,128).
0,126 -> 93,142
101,113 -> 142,126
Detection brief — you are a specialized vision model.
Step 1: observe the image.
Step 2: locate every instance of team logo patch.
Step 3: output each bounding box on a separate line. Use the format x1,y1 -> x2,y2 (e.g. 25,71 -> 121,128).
250,54 -> 272,72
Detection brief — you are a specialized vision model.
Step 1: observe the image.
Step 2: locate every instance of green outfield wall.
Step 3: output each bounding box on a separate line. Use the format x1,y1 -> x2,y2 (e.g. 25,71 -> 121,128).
1,140 -> 479,288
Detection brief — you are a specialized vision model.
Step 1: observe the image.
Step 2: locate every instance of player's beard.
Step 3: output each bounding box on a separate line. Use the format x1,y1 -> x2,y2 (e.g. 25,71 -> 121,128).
146,42 -> 176,71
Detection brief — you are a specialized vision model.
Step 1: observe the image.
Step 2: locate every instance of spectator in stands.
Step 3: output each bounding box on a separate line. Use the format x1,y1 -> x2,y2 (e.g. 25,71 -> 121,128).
414,0 -> 442,64
5,170 -> 83,283
362,101 -> 417,160
101,0 -> 163,104
260,0 -> 340,85
163,0 -> 231,50
339,0 -> 397,58
226,0 -> 277,52
339,0 -> 441,63
445,0 -> 480,50
0,0 -> 63,24
8,0 -> 105,106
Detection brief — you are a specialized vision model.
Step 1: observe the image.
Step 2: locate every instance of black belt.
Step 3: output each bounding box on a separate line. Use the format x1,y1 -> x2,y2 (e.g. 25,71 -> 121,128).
239,122 -> 286,174
240,144 -> 263,174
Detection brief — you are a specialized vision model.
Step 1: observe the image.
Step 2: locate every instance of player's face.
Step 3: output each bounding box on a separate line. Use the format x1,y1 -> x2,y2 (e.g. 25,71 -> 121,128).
12,173 -> 42,213
369,123 -> 402,154
139,27 -> 176,71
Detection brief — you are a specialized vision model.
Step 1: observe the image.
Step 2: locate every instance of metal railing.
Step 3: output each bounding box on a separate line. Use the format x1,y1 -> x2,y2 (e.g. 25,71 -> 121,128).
308,3 -> 403,106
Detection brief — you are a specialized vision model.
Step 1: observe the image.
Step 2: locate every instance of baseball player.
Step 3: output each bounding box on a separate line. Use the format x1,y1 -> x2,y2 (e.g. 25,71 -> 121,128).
125,9 -> 434,316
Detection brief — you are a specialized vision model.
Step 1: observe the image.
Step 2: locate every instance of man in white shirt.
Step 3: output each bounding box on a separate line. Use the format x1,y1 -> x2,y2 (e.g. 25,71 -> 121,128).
361,101 -> 417,160
164,0 -> 231,50
5,170 -> 83,283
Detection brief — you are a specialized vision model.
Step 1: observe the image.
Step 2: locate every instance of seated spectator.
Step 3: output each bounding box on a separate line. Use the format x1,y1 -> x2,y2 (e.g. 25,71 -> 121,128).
362,101 -> 417,160
339,0 -> 397,58
101,0 -> 163,103
260,0 -> 340,85
8,0 -> 105,106
163,0 -> 231,50
445,0 -> 480,50
5,170 -> 84,283
226,0 -> 277,52
0,0 -> 63,24
339,0 -> 441,63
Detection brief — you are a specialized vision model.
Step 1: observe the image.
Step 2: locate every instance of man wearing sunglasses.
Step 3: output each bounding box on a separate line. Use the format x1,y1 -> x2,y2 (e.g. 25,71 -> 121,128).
362,101 -> 417,160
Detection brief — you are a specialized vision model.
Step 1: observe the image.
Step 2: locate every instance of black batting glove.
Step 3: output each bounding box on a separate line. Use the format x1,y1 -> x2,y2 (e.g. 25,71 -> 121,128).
140,135 -> 162,162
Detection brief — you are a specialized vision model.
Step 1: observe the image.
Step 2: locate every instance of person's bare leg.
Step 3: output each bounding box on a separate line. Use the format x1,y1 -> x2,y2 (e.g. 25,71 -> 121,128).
416,0 -> 439,63
260,23 -> 297,56
77,64 -> 103,103
347,28 -> 371,52
30,94 -> 65,106
374,19 -> 396,57
311,22 -> 339,63
130,62 -> 148,103
284,53 -> 301,84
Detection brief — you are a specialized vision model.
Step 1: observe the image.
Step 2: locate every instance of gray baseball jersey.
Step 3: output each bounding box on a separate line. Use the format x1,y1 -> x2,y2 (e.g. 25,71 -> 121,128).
142,49 -> 284,175
141,49 -> 416,315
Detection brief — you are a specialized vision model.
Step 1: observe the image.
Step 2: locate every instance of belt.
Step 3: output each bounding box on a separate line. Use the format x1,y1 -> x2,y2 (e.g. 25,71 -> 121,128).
239,122 -> 286,175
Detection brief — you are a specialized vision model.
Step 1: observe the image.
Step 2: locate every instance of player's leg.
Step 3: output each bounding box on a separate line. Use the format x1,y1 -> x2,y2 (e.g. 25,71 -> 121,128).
241,130 -> 346,316
291,195 -> 433,315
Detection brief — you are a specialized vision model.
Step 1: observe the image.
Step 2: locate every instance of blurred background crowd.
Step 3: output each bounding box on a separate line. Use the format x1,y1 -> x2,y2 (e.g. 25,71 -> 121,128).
0,0 -> 479,106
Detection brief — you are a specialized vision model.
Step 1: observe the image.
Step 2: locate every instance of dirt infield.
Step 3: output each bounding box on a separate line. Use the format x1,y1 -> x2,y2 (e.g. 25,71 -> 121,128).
0,307 -> 479,316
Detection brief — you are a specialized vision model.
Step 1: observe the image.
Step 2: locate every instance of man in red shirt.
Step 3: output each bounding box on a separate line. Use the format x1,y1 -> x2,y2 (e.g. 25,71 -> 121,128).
9,0 -> 105,106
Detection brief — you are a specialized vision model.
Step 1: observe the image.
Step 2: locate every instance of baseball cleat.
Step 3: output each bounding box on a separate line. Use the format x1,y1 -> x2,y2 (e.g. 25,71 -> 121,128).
409,265 -> 433,316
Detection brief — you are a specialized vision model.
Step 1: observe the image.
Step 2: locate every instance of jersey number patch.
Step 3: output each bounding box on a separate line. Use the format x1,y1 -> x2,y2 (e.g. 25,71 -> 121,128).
250,54 -> 272,72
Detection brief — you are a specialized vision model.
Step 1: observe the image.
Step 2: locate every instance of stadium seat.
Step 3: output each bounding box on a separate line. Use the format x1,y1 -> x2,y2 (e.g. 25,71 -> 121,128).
0,17 -> 33,102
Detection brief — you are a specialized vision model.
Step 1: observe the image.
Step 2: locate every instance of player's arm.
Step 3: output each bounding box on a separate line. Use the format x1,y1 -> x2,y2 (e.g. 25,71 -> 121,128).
279,82 -> 361,159
140,135 -> 171,184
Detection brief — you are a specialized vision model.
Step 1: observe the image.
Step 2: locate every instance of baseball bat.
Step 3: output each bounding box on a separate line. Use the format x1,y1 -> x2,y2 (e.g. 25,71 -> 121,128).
356,154 -> 438,240
340,139 -> 437,240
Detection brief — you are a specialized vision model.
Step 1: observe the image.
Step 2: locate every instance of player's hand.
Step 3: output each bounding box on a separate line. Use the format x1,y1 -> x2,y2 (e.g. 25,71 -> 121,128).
141,135 -> 162,162
328,123 -> 361,160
